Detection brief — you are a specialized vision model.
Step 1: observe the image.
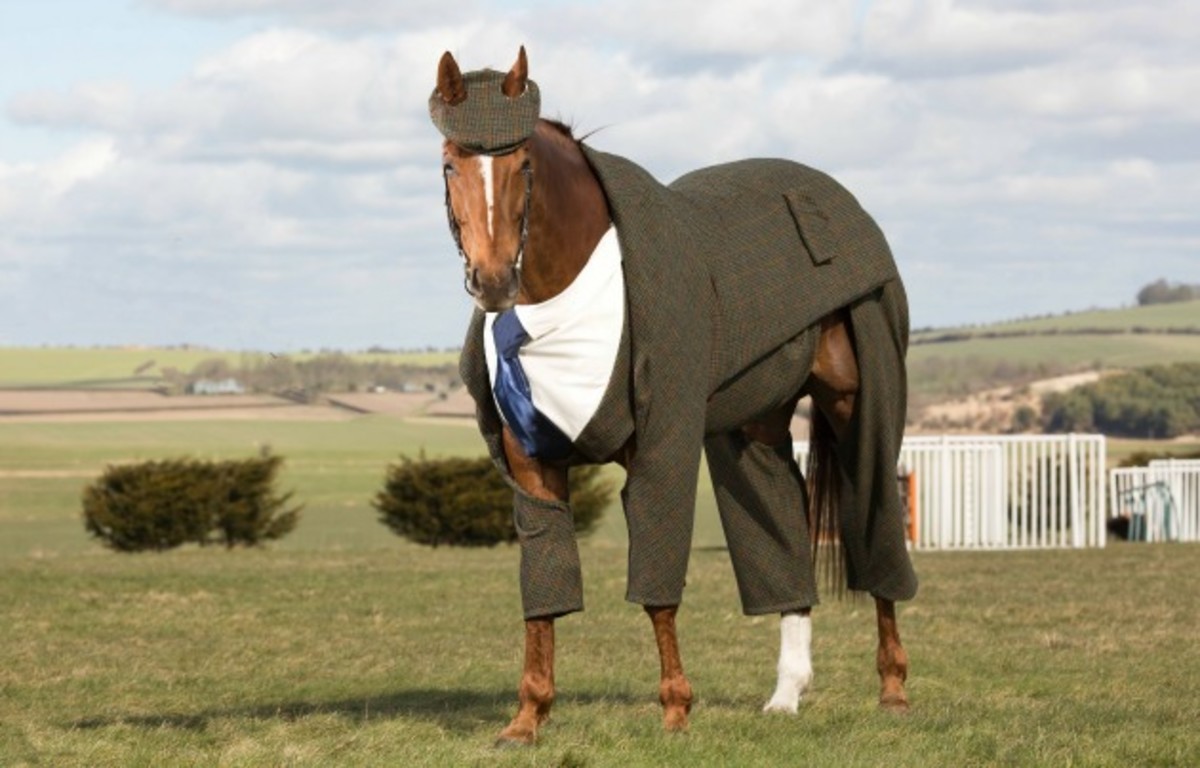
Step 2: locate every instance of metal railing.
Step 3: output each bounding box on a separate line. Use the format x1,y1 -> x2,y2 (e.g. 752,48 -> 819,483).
1109,460 -> 1200,542
794,434 -> 1108,551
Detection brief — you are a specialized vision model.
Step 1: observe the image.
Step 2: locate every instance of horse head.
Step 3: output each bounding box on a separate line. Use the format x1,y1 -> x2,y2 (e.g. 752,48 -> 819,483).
435,48 -> 536,312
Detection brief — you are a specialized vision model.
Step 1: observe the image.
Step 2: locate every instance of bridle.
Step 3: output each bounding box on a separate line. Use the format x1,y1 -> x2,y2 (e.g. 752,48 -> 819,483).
443,150 -> 534,297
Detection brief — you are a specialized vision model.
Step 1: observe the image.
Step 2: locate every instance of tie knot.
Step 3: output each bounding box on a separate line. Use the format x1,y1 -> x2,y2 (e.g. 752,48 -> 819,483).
493,310 -> 529,358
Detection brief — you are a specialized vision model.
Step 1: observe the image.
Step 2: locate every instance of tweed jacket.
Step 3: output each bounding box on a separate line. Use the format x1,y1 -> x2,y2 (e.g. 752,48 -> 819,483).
461,145 -> 916,618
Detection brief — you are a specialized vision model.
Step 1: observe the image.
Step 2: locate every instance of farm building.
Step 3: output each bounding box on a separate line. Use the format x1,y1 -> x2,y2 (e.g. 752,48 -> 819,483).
188,378 -> 246,395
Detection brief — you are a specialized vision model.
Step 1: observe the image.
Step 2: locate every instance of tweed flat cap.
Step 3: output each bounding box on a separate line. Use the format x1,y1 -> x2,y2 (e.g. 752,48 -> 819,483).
429,69 -> 541,155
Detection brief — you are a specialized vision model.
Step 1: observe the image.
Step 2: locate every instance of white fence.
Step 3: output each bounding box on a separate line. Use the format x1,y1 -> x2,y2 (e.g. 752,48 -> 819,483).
794,434 -> 1108,551
1109,459 -> 1200,542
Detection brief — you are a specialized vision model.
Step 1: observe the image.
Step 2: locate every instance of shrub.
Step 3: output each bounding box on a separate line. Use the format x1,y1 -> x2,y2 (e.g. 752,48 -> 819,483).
208,455 -> 302,547
1041,362 -> 1200,438
82,454 -> 301,552
374,455 -> 614,547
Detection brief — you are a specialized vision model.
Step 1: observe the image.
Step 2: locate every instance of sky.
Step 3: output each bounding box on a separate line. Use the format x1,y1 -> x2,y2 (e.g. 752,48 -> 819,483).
1,0 -> 1198,352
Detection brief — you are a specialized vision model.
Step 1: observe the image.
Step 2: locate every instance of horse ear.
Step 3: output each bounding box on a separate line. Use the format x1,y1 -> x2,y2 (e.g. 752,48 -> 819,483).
502,46 -> 528,98
437,51 -> 467,106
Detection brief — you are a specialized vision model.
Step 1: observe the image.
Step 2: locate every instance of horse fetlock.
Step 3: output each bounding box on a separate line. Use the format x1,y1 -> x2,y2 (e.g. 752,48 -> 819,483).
876,643 -> 908,684
519,678 -> 555,719
876,643 -> 909,712
659,676 -> 693,731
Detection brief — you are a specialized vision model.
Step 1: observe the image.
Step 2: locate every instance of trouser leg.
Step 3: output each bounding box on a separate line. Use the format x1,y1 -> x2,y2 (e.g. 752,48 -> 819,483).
513,492 -> 584,619
705,431 -> 817,614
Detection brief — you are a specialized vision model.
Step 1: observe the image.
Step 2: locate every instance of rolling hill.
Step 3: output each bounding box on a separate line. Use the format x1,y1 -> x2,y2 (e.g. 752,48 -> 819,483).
908,300 -> 1200,400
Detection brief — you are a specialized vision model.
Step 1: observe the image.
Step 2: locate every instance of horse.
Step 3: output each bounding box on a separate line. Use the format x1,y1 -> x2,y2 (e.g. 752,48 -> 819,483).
431,47 -> 916,745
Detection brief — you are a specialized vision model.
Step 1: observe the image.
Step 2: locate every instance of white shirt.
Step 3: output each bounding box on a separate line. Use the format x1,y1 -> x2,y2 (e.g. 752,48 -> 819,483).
483,227 -> 624,441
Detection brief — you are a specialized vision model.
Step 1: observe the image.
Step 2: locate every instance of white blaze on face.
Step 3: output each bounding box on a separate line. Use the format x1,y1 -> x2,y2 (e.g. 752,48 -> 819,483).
478,155 -> 495,239
762,613 -> 813,714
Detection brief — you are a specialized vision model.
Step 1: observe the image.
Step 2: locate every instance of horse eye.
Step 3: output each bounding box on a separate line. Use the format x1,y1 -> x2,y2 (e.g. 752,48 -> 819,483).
443,162 -> 456,177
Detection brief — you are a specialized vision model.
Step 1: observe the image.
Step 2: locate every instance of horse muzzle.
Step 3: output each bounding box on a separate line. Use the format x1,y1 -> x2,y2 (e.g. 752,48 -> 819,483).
466,263 -> 521,312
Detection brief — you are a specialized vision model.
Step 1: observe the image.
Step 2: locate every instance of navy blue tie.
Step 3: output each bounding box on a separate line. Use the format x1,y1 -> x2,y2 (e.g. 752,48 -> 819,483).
493,311 -> 573,460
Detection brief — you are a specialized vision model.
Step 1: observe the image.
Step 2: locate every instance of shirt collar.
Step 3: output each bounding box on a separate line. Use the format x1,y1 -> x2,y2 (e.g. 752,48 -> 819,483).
513,227 -> 620,341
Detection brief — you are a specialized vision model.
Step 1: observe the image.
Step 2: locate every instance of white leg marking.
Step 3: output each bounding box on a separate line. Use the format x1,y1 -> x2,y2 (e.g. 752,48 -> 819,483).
763,613 -> 813,714
478,155 -> 495,238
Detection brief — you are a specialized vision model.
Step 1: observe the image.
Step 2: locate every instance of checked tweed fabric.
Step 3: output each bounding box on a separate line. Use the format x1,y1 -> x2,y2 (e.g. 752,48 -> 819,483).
428,69 -> 541,156
460,145 -> 918,619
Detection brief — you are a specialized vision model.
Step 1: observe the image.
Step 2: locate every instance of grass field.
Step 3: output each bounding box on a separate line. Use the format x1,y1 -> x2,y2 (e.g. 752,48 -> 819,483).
2,416 -> 1199,765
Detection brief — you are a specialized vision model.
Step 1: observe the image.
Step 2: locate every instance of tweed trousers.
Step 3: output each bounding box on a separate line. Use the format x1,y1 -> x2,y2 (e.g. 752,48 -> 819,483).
460,146 -> 918,619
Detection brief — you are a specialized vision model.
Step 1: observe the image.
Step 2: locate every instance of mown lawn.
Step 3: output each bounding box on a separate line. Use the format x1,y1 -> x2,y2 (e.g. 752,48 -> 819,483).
2,417 -> 1199,766
3,543 -> 1198,766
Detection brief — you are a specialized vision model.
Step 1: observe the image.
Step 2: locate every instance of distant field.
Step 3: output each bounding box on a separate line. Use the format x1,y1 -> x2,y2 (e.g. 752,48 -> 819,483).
5,301 -> 1197,392
913,299 -> 1200,340
0,347 -> 458,388
909,332 -> 1200,376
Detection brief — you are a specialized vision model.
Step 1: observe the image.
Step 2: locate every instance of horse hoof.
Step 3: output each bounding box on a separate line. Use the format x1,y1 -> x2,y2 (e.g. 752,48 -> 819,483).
495,733 -> 536,748
663,709 -> 690,733
495,724 -> 538,747
762,697 -> 800,715
879,693 -> 910,714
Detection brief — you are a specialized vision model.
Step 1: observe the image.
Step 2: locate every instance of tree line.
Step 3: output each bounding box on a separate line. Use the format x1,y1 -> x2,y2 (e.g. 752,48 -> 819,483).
1041,362 -> 1200,439
161,352 -> 460,399
1137,278 -> 1200,306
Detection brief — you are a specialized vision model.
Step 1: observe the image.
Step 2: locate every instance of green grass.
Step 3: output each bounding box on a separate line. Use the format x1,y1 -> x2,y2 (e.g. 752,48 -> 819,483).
2,416 -> 1199,765
1106,437 -> 1200,466
2,540 -> 1198,764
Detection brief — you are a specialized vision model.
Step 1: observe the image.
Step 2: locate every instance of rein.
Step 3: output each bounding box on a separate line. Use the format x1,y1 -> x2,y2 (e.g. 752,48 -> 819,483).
444,152 -> 534,296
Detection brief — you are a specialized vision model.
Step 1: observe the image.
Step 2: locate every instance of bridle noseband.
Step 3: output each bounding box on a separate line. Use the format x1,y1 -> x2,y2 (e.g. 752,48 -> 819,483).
443,149 -> 534,297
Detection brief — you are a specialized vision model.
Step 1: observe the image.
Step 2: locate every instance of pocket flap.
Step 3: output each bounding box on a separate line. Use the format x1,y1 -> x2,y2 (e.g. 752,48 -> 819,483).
784,190 -> 835,265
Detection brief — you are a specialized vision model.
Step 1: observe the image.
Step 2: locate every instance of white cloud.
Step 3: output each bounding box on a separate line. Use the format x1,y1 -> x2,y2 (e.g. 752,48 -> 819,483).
141,0 -> 466,29
2,0 -> 1199,347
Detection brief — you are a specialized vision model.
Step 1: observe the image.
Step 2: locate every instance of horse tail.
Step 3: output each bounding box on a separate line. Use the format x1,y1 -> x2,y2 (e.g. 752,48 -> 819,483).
806,405 -> 848,597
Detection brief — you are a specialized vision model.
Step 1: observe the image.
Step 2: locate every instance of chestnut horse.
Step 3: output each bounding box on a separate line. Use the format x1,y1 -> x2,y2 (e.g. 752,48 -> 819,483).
435,48 -> 911,744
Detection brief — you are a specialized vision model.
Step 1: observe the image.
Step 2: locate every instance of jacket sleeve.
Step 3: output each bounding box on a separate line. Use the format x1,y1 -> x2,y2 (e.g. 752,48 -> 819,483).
461,310 -> 586,618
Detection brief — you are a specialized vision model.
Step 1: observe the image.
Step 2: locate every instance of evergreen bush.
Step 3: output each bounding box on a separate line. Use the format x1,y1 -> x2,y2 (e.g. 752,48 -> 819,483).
374,455 -> 614,547
82,454 -> 301,552
1041,362 -> 1200,438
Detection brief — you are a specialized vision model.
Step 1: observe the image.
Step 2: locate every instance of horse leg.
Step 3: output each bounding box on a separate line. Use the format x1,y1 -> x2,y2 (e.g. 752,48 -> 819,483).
807,309 -> 911,711
496,427 -> 569,746
875,597 -> 909,712
712,398 -> 816,714
497,618 -> 556,744
763,608 -> 813,713
646,605 -> 693,731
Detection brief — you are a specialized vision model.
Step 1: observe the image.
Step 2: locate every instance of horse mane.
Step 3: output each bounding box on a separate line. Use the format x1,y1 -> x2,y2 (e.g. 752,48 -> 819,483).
540,118 -> 607,146
542,118 -> 576,139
